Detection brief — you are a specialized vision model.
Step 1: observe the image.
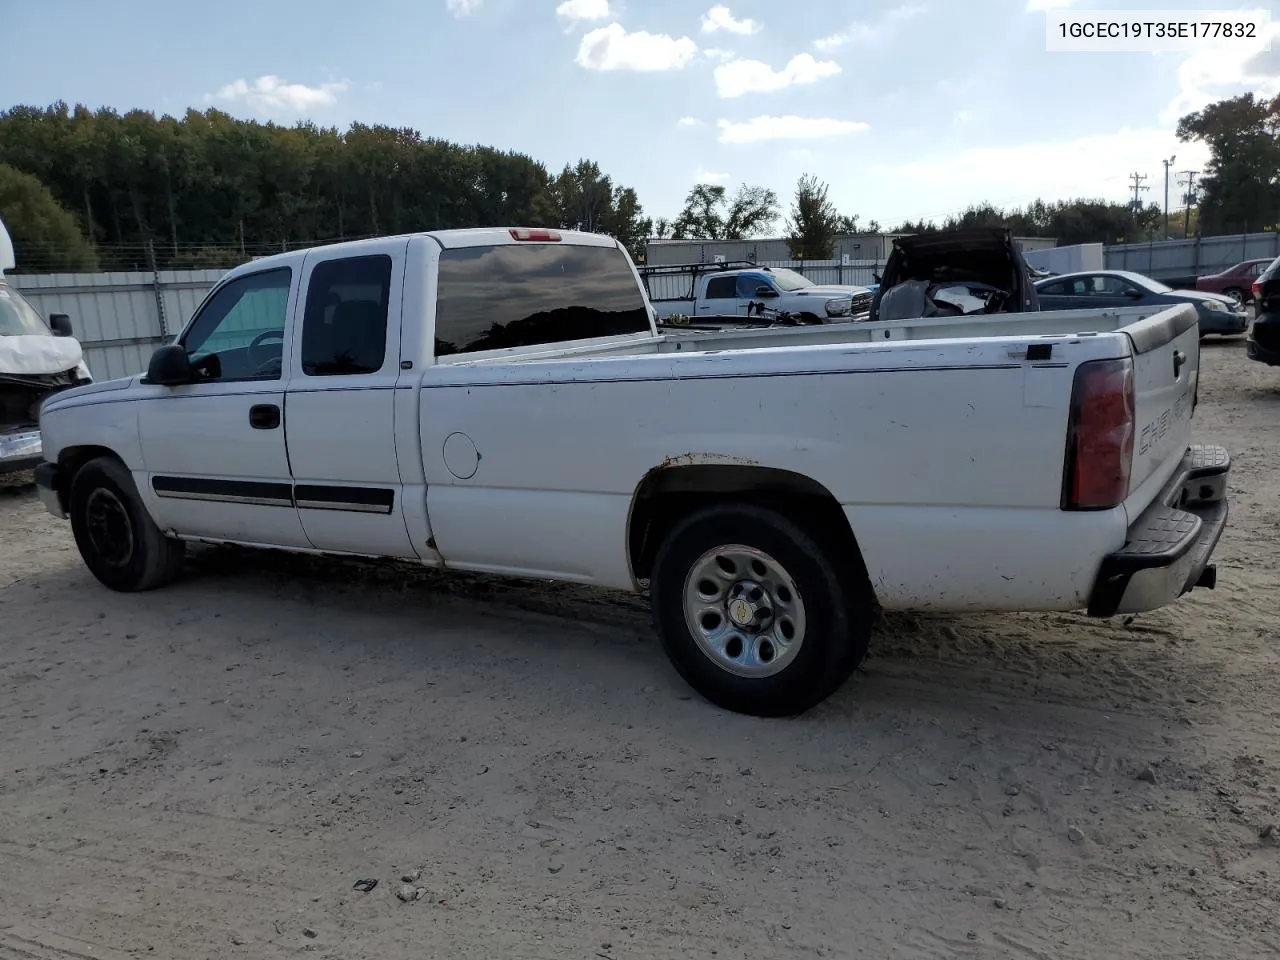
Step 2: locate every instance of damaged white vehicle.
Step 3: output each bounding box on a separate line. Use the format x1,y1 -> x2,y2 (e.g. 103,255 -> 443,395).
0,220 -> 93,475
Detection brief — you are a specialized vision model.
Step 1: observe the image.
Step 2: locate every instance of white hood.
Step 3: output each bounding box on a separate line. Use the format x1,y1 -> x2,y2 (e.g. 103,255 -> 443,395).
0,334 -> 84,376
793,285 -> 872,298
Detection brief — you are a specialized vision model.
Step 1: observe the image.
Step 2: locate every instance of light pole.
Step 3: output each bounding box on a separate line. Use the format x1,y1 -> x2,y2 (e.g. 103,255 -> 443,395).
1162,155 -> 1176,240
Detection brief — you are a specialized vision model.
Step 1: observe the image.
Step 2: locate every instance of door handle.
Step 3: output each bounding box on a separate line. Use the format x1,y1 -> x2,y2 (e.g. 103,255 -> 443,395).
1173,349 -> 1186,378
249,403 -> 281,430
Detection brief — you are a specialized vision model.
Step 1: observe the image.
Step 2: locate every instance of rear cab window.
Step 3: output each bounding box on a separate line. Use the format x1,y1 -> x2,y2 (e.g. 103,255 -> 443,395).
433,242 -> 650,356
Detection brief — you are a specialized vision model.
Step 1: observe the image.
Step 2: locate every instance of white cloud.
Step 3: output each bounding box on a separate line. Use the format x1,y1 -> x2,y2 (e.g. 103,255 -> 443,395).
695,165 -> 731,183
704,48 -> 736,61
814,3 -> 925,51
1025,0 -> 1074,10
677,116 -> 704,127
576,23 -> 698,71
884,127 -> 1212,218
556,0 -> 611,25
1161,16 -> 1280,124
446,0 -> 481,16
714,53 -> 841,98
952,109 -> 974,126
701,5 -> 760,35
209,75 -> 347,113
717,115 -> 870,144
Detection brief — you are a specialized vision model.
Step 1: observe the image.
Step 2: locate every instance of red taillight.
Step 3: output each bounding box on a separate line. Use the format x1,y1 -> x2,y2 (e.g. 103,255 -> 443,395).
1062,357 -> 1134,510
1253,279 -> 1263,297
509,228 -> 562,242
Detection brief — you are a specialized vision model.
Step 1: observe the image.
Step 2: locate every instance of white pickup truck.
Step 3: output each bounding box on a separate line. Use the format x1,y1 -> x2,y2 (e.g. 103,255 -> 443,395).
34,227 -> 1230,716
0,218 -> 94,475
645,262 -> 872,324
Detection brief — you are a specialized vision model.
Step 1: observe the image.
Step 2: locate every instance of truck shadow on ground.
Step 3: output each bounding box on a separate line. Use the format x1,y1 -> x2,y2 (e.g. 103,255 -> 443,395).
171,543 -> 1221,727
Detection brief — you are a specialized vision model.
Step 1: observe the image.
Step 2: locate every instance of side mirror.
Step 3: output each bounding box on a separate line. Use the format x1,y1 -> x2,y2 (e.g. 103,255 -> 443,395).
48,313 -> 73,337
144,344 -> 193,386
755,285 -> 778,298
872,272 -> 882,284
1126,288 -> 1144,299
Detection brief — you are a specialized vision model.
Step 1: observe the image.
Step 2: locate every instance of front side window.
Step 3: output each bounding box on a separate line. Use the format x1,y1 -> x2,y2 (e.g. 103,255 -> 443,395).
181,268 -> 292,381
434,243 -> 650,356
301,255 -> 392,376
1037,279 -> 1068,296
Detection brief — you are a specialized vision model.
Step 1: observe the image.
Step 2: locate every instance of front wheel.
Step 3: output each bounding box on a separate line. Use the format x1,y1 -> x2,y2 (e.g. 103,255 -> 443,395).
650,504 -> 873,717
69,456 -> 185,592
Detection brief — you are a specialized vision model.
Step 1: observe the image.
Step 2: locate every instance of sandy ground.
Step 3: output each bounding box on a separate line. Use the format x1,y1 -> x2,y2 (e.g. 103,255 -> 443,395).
1,338 -> 1279,960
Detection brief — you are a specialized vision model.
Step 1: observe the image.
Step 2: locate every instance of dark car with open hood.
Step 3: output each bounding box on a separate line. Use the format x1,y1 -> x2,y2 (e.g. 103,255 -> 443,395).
869,228 -> 1040,323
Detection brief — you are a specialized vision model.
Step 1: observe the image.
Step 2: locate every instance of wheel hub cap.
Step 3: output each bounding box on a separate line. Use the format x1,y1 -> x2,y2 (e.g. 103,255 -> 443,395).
682,545 -> 807,679
726,580 -> 770,628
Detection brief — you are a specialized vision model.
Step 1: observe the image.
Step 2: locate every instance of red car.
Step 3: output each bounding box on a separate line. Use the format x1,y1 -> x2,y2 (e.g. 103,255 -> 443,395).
1196,258 -> 1273,303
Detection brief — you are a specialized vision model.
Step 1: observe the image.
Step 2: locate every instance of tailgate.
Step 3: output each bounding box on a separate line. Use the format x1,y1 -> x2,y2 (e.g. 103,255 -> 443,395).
1123,304 -> 1200,496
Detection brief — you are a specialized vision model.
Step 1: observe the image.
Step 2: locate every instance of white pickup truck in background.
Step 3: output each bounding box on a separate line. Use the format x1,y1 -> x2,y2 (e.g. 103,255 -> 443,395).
34,227 -> 1230,716
0,217 -> 93,475
643,260 -> 873,325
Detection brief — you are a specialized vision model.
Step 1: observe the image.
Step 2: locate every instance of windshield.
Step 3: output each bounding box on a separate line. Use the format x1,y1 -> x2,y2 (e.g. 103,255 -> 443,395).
0,283 -> 52,336
1137,275 -> 1173,294
766,268 -> 814,292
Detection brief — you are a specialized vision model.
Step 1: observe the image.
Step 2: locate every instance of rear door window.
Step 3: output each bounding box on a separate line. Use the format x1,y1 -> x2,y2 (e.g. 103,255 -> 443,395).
434,243 -> 650,356
704,276 -> 738,300
300,255 -> 392,376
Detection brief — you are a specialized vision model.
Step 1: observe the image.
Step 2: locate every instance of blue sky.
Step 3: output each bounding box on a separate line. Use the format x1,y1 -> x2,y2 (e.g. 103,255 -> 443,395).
2,0 -> 1276,230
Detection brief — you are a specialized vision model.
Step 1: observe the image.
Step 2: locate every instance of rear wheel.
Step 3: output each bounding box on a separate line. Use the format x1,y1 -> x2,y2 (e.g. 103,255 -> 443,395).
1224,286 -> 1245,304
650,504 -> 873,717
69,456 -> 185,592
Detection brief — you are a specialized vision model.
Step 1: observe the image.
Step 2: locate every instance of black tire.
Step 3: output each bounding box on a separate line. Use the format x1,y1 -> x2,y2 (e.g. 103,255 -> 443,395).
1224,287 -> 1245,304
69,455 -> 185,592
650,503 -> 873,717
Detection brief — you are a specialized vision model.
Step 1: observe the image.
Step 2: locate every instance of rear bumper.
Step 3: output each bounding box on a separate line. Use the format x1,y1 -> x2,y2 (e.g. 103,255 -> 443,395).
0,428 -> 42,475
1247,337 -> 1280,366
1247,315 -> 1280,365
1086,444 -> 1230,618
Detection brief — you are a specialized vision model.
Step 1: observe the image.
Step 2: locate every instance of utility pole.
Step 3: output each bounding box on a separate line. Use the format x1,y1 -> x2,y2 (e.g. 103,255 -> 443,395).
1177,170 -> 1200,238
1128,172 -> 1149,239
1161,155 -> 1176,240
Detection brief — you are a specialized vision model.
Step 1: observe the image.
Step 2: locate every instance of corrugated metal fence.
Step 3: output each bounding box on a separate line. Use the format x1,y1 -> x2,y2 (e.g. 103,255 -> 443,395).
11,269 -> 223,380
1104,231 -> 1280,281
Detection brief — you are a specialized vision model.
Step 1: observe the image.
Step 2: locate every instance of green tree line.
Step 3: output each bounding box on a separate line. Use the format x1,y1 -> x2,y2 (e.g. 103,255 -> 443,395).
0,92 -> 1274,273
0,102 -> 653,272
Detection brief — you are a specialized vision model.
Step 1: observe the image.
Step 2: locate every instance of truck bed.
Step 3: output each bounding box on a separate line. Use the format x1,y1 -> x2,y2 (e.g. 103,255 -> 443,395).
442,304 -> 1184,365
420,302 -> 1200,612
